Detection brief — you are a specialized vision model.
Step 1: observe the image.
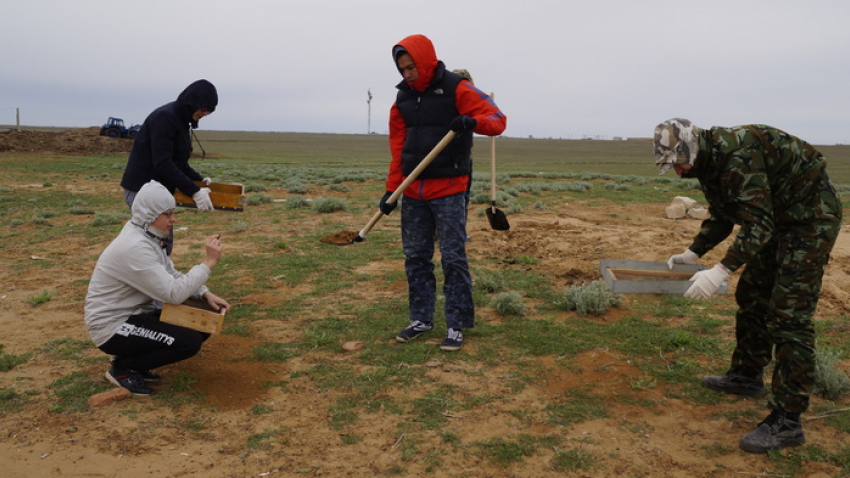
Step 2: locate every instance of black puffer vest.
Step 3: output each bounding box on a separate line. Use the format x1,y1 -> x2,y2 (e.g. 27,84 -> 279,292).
395,63 -> 472,179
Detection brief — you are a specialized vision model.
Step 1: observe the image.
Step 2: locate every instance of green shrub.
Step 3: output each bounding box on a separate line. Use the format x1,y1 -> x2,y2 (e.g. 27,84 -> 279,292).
313,197 -> 348,213
68,206 -> 94,215
0,345 -> 29,372
326,184 -> 350,192
27,291 -> 53,307
551,448 -> 598,472
244,182 -> 268,192
229,220 -> 249,233
285,181 -> 308,194
557,280 -> 622,316
505,203 -> 522,215
245,193 -> 273,206
470,192 -> 491,205
813,348 -> 850,400
285,196 -> 311,209
476,272 -> 506,293
491,292 -> 528,316
91,212 -> 126,227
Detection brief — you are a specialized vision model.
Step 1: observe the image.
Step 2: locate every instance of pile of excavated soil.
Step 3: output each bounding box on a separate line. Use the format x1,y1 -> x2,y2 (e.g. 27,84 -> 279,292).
0,127 -> 133,155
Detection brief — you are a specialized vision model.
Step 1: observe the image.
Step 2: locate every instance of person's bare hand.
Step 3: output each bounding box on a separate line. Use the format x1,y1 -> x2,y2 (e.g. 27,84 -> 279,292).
202,234 -> 224,269
203,291 -> 230,314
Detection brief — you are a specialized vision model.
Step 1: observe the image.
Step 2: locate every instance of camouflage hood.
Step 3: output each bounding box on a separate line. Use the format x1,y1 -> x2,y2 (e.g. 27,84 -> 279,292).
654,118 -> 699,175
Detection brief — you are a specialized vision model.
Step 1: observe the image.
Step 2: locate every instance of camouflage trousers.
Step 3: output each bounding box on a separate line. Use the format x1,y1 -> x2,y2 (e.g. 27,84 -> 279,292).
731,191 -> 842,413
401,193 -> 474,330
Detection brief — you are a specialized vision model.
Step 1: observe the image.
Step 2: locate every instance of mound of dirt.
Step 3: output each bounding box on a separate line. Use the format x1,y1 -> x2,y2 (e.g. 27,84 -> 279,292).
0,127 -> 134,155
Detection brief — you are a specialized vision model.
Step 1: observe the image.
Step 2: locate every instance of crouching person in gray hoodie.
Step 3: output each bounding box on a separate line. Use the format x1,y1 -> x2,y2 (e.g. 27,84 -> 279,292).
85,180 -> 230,396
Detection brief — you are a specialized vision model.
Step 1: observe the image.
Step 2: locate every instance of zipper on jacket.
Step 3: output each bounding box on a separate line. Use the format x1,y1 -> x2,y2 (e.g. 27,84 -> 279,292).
414,96 -> 423,170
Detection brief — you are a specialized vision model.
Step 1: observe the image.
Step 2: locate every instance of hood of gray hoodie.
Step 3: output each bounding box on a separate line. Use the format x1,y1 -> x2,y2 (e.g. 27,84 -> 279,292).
131,180 -> 176,230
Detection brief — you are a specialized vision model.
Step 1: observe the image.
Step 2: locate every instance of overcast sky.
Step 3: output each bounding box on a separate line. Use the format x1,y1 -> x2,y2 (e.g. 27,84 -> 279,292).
2,1 -> 848,144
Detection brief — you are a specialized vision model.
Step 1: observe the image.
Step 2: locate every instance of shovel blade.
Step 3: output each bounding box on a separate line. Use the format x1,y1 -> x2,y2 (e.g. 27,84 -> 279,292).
485,207 -> 510,231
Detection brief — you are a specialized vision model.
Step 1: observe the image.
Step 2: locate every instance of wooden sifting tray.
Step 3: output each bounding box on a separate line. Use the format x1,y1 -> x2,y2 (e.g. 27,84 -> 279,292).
599,259 -> 728,295
174,181 -> 245,211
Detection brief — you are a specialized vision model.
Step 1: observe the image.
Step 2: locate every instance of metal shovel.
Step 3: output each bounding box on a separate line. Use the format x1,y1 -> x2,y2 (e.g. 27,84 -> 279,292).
320,131 -> 457,245
485,133 -> 510,231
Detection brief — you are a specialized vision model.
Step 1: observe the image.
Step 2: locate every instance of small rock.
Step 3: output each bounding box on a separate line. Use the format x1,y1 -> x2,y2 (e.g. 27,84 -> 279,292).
671,196 -> 698,210
342,341 -> 363,351
665,203 -> 686,219
687,207 -> 711,220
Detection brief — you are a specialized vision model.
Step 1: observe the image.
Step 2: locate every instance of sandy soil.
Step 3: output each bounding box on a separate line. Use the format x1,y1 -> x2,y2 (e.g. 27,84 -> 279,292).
1,130 -> 849,477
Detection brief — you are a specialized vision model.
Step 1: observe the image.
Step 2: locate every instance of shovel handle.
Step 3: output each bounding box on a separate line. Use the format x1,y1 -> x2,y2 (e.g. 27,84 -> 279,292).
490,135 -> 497,209
358,130 -> 457,239
357,209 -> 385,239
489,92 -> 497,208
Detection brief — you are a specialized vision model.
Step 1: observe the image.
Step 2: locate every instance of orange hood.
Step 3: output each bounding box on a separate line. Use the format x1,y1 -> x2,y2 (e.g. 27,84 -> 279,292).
392,34 -> 439,92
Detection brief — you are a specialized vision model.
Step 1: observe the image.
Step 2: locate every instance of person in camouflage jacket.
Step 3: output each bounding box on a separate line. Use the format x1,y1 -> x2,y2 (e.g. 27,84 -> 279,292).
654,118 -> 842,454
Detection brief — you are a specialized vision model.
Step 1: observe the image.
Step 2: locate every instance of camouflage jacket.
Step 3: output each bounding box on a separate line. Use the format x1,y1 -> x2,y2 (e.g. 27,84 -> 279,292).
688,124 -> 839,272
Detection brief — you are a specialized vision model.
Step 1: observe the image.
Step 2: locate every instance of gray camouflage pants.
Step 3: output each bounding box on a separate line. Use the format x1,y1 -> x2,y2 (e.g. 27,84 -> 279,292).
401,193 -> 474,330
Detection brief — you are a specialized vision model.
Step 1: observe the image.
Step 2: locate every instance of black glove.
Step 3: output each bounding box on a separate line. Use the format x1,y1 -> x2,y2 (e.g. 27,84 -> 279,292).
449,115 -> 477,132
379,191 -> 397,215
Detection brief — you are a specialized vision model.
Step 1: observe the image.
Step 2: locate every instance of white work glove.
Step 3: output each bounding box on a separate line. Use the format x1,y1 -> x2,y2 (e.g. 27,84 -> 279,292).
192,187 -> 214,211
202,177 -> 212,186
684,264 -> 730,300
666,248 -> 699,270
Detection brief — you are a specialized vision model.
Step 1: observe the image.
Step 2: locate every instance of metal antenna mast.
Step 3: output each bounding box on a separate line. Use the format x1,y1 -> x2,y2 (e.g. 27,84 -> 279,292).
367,89 -> 372,134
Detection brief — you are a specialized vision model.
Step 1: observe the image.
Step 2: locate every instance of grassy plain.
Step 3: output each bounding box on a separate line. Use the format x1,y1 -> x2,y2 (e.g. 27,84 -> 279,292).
203,131 -> 850,180
1,131 -> 850,477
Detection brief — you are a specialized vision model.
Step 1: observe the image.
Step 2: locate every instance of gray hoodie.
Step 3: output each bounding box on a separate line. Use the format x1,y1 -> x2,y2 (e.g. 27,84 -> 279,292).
84,180 -> 210,346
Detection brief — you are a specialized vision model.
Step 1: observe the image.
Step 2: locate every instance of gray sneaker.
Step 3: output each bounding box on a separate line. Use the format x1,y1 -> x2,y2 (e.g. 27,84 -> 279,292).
701,372 -> 766,397
396,321 -> 434,343
739,411 -> 805,454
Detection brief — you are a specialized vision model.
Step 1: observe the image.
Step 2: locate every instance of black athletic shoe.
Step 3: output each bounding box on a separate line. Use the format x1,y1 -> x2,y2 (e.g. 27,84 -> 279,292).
105,367 -> 154,396
396,321 -> 434,343
439,328 -> 464,351
739,411 -> 805,454
110,359 -> 160,382
701,372 -> 767,397
138,370 -> 161,382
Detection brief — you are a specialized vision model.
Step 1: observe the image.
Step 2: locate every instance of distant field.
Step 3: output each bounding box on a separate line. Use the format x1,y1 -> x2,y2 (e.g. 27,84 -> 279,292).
193,131 -> 661,176
4,126 -> 850,183
194,130 -> 850,184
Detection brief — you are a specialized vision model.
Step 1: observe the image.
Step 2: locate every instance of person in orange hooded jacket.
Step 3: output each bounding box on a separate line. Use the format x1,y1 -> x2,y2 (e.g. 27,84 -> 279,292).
381,34 -> 506,351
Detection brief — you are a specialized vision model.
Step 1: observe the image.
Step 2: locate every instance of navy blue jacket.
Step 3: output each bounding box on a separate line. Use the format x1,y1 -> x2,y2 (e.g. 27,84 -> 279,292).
120,79 -> 218,195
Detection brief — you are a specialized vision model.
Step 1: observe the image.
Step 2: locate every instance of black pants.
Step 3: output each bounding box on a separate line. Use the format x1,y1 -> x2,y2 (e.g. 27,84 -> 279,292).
99,311 -> 209,372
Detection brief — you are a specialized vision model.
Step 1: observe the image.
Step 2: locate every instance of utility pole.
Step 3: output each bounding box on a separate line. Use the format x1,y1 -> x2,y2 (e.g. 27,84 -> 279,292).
366,89 -> 372,134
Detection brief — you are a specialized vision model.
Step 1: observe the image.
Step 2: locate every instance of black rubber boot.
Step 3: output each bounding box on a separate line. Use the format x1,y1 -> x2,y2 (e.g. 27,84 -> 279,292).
739,410 -> 805,454
701,369 -> 767,397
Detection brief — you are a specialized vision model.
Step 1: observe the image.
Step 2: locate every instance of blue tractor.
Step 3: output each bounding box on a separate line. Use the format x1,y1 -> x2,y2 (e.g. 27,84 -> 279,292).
99,117 -> 141,139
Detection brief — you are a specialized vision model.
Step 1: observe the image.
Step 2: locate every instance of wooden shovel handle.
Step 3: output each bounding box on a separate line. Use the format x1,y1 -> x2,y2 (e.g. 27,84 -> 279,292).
490,135 -> 497,208
358,130 -> 457,238
489,92 -> 497,210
